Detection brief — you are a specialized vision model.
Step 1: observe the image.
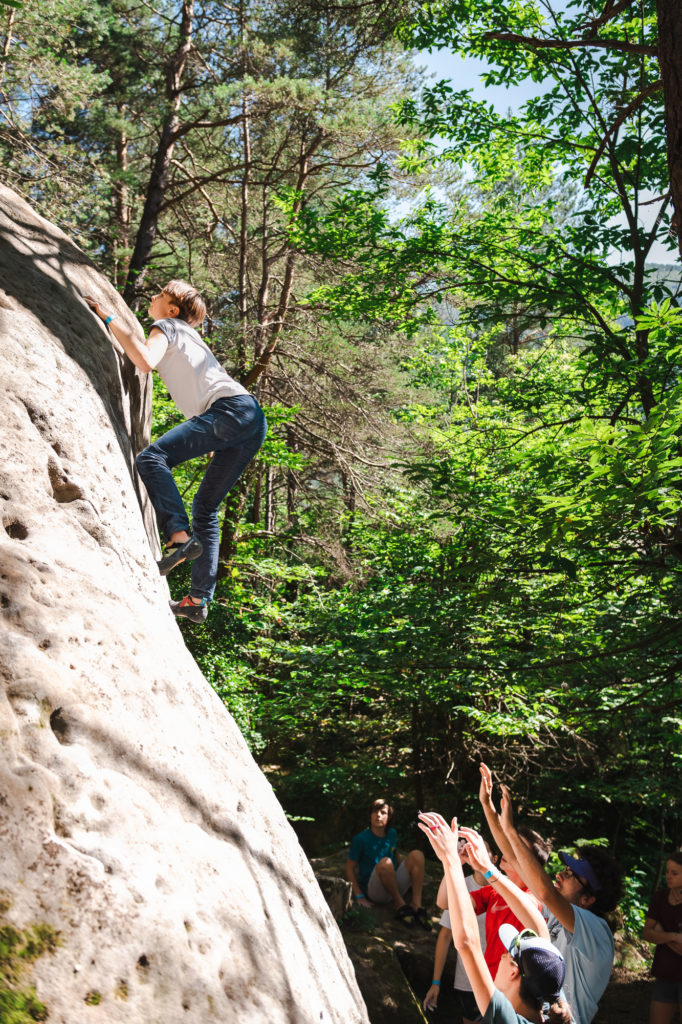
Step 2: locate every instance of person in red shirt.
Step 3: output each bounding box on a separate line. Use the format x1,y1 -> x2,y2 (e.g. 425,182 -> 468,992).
438,826 -> 549,983
424,813 -> 572,1024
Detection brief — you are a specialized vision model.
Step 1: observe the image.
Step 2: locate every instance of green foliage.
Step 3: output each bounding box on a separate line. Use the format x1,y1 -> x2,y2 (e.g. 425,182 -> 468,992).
7,0 -> 680,923
257,0 -> 682,884
0,920 -> 60,1023
620,867 -> 652,938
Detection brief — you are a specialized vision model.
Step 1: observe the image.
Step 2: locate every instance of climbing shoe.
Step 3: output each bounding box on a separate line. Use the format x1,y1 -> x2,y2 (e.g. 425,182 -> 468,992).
170,595 -> 209,623
157,536 -> 203,576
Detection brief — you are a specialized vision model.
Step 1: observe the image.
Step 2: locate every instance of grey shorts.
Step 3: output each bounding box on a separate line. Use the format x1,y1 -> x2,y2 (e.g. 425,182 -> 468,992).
367,860 -> 411,903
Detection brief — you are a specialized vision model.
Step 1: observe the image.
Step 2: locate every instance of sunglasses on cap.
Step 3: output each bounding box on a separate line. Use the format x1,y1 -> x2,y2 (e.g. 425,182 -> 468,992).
507,928 -> 539,961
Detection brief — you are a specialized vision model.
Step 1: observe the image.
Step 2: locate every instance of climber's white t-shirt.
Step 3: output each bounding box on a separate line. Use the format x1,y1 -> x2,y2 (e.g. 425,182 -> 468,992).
152,318 -> 247,419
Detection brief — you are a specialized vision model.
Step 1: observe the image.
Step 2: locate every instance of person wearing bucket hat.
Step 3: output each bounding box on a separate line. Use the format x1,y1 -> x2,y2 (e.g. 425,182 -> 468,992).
478,764 -> 624,1024
418,812 -> 573,1024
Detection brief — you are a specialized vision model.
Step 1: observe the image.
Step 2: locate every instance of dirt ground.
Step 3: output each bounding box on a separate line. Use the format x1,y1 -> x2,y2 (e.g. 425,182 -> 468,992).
592,966 -> 657,1024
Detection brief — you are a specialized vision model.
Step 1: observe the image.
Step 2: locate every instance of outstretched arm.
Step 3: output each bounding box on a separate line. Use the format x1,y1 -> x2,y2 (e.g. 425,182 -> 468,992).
418,813 -> 495,1019
85,296 -> 167,373
478,763 -> 520,871
499,785 -> 576,932
459,827 -> 548,938
423,925 -> 453,1011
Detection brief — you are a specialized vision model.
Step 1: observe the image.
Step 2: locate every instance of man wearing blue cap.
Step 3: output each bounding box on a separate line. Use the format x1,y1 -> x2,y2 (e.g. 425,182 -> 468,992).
478,764 -> 624,1024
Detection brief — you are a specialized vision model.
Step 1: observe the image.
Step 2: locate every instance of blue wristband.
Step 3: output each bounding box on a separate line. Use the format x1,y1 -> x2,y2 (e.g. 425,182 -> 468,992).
432,980 -> 441,987
483,867 -> 500,881
104,314 -> 116,326
356,893 -> 366,901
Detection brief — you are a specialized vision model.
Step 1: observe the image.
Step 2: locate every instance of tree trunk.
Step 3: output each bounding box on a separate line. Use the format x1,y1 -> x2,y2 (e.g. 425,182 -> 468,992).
123,0 -> 194,306
410,703 -> 425,813
113,109 -> 131,288
0,8 -> 16,83
251,467 -> 262,525
341,469 -> 356,552
217,480 -> 248,574
657,0 -> 682,261
265,465 -> 275,533
286,426 -> 299,530
242,131 -> 324,389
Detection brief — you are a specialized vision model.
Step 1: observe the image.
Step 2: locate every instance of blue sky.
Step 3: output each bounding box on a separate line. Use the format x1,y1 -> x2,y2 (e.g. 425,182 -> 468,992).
416,48 -> 545,114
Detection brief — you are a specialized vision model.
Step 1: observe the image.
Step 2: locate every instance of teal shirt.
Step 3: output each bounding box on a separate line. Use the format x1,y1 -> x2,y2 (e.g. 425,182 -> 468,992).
483,990 -> 533,1024
348,827 -> 398,890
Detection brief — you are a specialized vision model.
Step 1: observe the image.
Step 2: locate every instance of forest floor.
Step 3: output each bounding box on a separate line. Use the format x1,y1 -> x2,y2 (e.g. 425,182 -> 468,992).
592,965 -> 653,1024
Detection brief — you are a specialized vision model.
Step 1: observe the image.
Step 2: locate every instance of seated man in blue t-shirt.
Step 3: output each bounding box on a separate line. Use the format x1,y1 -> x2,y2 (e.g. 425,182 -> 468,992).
345,797 -> 431,929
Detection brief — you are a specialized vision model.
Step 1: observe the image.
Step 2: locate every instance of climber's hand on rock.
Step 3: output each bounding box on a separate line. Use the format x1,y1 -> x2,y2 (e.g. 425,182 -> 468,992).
84,296 -> 106,320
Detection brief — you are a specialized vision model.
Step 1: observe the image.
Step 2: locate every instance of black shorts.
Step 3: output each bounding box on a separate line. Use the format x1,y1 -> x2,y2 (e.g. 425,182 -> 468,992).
455,988 -> 483,1022
652,978 -> 682,1004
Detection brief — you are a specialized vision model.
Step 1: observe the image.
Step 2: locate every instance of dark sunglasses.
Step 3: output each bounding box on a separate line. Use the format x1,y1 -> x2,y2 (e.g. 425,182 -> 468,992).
563,866 -> 594,894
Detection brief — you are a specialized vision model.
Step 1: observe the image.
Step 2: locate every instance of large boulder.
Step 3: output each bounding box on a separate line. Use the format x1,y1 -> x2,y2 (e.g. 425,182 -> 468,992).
0,184 -> 369,1024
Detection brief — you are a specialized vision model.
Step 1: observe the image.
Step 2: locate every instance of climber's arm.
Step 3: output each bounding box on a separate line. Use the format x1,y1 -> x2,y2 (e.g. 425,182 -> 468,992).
85,297 -> 167,373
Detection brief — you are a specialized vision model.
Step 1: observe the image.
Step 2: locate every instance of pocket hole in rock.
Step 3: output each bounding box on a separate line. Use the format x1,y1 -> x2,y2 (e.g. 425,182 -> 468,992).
4,519 -> 28,540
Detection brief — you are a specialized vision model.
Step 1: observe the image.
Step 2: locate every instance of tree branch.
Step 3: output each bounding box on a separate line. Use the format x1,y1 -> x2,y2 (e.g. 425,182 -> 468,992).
585,80 -> 663,187
483,30 -> 656,58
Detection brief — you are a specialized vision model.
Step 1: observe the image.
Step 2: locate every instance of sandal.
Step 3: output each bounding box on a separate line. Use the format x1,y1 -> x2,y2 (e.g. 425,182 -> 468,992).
395,904 -> 416,927
413,906 -> 432,931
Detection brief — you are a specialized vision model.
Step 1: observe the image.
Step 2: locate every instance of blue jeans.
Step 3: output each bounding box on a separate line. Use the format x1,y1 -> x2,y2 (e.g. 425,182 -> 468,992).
136,395 -> 267,601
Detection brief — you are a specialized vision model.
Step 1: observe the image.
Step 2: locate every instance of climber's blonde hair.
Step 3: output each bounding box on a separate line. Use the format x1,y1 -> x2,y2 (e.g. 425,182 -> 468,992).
163,280 -> 206,327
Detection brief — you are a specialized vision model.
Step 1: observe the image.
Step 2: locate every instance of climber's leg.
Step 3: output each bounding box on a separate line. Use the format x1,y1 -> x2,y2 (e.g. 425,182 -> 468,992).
186,396 -> 267,605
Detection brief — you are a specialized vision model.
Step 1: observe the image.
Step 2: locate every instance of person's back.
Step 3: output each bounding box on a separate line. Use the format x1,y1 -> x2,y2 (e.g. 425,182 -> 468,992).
472,829 -> 547,979
473,881 -> 542,978
542,847 -> 622,1024
153,316 -> 247,419
546,904 -> 613,1024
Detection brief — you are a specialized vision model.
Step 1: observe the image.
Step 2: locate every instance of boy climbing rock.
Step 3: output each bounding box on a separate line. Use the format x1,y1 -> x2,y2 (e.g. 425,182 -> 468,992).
86,281 -> 267,623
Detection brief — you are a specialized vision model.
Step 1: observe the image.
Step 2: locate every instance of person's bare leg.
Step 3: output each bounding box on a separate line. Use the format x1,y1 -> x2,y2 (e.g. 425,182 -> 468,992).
648,1001 -> 678,1024
375,858 -> 406,909
405,849 -> 425,908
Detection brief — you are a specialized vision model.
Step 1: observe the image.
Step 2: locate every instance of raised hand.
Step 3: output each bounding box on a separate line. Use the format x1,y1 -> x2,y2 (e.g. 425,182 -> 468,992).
459,826 -> 495,876
418,811 -> 459,863
500,784 -> 515,833
479,762 -> 495,808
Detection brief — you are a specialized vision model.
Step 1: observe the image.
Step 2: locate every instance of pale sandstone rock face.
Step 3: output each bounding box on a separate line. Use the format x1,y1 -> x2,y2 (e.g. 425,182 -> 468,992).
0,185 -> 368,1024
